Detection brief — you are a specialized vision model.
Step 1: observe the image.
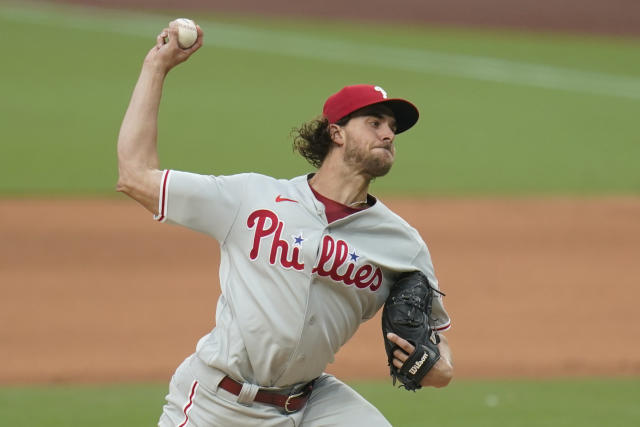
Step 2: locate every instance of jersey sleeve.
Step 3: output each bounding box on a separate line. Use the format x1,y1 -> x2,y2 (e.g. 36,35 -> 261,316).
154,169 -> 247,243
412,244 -> 452,332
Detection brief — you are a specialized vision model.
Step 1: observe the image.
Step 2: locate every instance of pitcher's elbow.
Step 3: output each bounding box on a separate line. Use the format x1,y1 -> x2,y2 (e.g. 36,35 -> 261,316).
116,179 -> 128,194
433,364 -> 454,388
116,168 -> 134,195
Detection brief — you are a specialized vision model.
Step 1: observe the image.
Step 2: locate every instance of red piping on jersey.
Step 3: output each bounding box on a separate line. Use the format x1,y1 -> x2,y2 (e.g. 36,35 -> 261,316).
436,321 -> 451,332
157,170 -> 169,222
178,380 -> 198,427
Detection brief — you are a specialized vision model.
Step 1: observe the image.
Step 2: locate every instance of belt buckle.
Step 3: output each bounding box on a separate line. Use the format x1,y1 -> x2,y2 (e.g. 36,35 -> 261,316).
284,390 -> 305,414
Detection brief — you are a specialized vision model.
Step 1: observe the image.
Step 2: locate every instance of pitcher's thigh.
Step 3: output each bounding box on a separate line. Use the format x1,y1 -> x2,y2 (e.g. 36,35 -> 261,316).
300,375 -> 391,427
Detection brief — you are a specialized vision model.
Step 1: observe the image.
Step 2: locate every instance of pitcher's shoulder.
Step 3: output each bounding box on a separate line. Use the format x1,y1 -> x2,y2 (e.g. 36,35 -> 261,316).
371,199 -> 423,241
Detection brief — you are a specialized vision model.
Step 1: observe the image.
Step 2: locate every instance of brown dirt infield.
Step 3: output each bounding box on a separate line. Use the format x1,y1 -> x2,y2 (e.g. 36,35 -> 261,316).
2,197 -> 639,384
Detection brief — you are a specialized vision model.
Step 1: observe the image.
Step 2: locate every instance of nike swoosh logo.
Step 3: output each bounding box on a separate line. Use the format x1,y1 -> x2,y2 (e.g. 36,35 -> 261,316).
276,195 -> 298,203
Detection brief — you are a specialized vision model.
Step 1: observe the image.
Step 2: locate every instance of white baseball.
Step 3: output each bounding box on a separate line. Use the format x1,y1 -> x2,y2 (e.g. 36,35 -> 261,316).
175,18 -> 198,49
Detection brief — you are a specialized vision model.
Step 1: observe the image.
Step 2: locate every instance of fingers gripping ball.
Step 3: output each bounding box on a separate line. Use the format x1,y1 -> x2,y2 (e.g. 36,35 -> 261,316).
174,18 -> 198,49
382,271 -> 442,390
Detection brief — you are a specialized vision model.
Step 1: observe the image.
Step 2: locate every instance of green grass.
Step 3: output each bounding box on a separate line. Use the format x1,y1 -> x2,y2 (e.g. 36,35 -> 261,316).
0,384 -> 164,426
355,378 -> 640,427
1,2 -> 639,196
1,379 -> 638,426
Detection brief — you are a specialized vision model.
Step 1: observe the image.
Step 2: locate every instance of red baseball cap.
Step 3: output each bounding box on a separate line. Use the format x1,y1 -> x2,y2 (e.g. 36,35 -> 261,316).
322,84 -> 419,134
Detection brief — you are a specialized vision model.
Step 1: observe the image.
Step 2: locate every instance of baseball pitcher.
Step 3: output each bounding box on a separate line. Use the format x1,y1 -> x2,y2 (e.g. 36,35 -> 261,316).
117,21 -> 453,427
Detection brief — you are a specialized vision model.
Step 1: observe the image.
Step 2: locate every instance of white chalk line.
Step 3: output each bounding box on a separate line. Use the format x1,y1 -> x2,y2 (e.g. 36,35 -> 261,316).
2,2 -> 640,100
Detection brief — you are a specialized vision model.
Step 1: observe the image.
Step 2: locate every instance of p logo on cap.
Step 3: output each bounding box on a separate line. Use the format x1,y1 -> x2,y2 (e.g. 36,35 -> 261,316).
374,86 -> 388,98
322,84 -> 419,134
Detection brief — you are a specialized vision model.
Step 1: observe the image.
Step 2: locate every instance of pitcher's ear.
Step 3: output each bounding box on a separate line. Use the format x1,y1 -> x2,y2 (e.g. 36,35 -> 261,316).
329,123 -> 345,146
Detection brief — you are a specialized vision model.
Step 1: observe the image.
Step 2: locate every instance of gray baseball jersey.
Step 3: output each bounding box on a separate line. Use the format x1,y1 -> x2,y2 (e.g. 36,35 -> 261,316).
155,170 -> 450,388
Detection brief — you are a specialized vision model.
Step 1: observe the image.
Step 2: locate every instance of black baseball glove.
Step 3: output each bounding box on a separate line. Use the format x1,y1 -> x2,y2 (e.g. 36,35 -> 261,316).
382,271 -> 442,391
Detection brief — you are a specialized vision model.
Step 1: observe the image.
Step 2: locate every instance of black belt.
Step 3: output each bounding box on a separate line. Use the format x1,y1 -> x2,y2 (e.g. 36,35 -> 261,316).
219,376 -> 315,414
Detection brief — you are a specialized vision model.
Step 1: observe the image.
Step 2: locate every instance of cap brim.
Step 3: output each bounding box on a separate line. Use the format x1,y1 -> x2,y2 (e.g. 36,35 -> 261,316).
382,99 -> 419,134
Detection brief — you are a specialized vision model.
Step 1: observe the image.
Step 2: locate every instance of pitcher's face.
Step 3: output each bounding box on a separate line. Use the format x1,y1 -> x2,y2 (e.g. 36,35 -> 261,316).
341,112 -> 397,178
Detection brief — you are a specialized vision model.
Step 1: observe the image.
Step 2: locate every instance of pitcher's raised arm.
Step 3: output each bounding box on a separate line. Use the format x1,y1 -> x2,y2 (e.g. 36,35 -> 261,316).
116,21 -> 203,214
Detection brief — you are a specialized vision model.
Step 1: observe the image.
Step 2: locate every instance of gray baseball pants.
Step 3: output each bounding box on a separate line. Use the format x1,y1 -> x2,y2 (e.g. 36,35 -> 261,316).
158,354 -> 391,427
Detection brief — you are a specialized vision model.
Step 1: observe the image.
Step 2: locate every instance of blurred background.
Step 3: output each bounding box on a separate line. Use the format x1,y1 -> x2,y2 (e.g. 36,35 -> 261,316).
1,1 -> 639,425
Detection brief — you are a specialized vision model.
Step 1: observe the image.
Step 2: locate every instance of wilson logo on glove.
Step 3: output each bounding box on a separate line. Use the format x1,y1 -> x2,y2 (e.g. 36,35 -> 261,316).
408,352 -> 429,375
